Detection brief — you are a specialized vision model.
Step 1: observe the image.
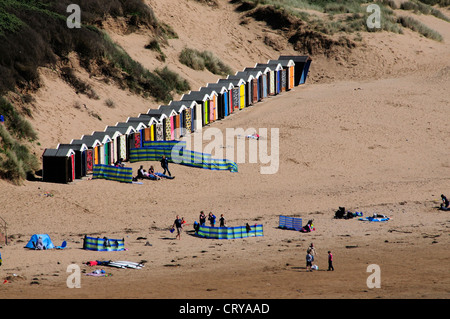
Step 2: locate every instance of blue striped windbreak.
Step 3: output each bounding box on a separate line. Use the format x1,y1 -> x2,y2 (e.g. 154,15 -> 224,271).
92,164 -> 133,183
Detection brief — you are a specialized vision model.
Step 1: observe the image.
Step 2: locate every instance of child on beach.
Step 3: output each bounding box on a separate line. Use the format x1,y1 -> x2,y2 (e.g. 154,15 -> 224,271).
199,211 -> 206,226
328,251 -> 334,271
208,213 -> 216,227
219,214 -> 226,227
306,252 -> 313,272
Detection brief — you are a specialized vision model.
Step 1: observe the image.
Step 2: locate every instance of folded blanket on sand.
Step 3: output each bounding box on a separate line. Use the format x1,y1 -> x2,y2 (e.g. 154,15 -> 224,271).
85,269 -> 112,277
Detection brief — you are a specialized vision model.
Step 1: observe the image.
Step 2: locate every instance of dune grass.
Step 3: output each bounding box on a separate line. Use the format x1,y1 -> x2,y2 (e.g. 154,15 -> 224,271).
179,48 -> 233,76
0,0 -> 190,183
0,97 -> 39,183
400,0 -> 450,22
239,0 -> 445,40
397,15 -> 443,41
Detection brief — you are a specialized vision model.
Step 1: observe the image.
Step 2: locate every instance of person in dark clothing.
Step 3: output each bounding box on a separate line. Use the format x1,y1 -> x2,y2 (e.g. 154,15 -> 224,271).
440,194 -> 449,211
219,214 -> 226,227
208,212 -> 216,227
160,155 -> 171,177
199,211 -> 206,226
328,251 -> 334,271
172,215 -> 183,240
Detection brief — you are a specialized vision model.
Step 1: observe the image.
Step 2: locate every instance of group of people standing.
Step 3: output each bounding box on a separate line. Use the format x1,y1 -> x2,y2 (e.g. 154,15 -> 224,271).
305,243 -> 334,272
172,211 -> 226,240
198,211 -> 226,227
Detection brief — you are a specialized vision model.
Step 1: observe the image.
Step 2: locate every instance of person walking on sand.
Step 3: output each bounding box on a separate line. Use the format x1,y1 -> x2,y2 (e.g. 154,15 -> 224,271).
306,252 -> 313,272
161,155 -> 171,177
328,251 -> 334,271
172,215 -> 183,240
307,243 -> 316,260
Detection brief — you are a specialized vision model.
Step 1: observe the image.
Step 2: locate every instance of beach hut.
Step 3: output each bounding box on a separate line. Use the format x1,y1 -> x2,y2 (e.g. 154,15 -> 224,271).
105,124 -> 136,161
278,55 -> 312,86
170,100 -> 200,133
200,86 -> 223,120
102,130 -> 121,165
194,88 -> 217,123
181,91 -> 212,127
159,104 -> 188,139
239,69 -> 263,102
56,143 -> 89,179
253,64 -> 276,96
146,109 -> 168,141
71,135 -> 102,169
90,132 -> 113,165
268,59 -> 295,91
246,66 -> 270,99
132,114 -> 158,143
125,118 -> 149,149
218,78 -> 246,111
256,62 -> 283,95
143,116 -> 158,142
42,147 -> 76,184
155,106 -> 178,141
227,73 -> 255,107
207,82 -> 234,118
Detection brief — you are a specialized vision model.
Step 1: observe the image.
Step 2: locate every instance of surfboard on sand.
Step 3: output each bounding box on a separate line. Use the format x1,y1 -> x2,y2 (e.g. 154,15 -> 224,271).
107,261 -> 145,269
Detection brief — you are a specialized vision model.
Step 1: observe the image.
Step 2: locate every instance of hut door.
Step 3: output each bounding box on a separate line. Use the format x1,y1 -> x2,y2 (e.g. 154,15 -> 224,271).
86,149 -> 93,173
70,154 -> 75,182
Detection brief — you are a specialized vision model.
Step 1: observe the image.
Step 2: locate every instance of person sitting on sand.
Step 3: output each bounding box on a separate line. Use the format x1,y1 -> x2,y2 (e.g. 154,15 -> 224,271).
150,165 -> 175,179
138,165 -> 159,180
137,165 -> 145,179
148,166 -> 161,180
440,194 -> 449,211
114,158 -> 125,167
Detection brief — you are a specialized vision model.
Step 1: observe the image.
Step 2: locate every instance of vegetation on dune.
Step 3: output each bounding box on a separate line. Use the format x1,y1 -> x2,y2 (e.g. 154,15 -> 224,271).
0,0 -> 188,183
397,15 -> 443,41
235,0 -> 447,53
0,97 -> 39,183
179,48 -> 234,76
400,0 -> 450,22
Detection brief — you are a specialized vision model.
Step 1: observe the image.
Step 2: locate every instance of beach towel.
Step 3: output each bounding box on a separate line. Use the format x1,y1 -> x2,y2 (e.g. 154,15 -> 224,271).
359,216 -> 390,222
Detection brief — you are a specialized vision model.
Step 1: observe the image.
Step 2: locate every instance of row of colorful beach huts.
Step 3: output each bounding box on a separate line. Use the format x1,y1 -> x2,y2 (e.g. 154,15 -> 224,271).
42,55 -> 312,183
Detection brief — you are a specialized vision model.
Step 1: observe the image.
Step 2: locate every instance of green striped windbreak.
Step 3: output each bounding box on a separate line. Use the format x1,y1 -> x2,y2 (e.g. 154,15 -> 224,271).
83,235 -> 125,251
197,224 -> 263,239
129,141 -> 238,173
92,164 -> 133,183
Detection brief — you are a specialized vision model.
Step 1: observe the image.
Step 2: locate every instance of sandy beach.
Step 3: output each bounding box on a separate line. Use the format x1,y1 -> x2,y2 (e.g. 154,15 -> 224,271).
0,0 -> 449,301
